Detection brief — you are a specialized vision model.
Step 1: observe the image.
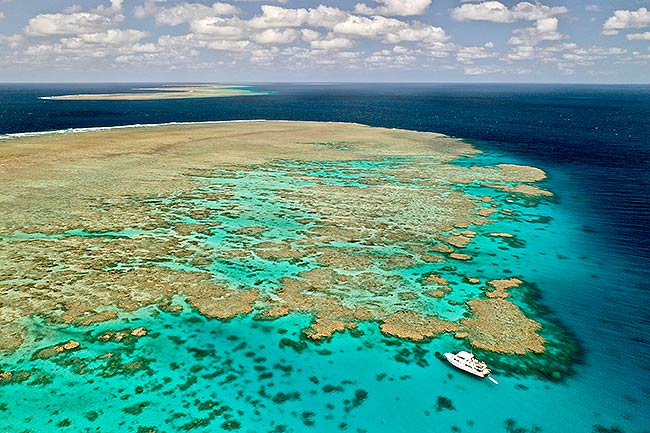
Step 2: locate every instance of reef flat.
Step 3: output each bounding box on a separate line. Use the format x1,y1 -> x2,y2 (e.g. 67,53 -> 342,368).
41,85 -> 267,101
0,121 -> 563,364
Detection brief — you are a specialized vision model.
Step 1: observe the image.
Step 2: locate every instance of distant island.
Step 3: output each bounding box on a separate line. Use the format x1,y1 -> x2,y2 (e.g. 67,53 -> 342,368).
40,85 -> 268,101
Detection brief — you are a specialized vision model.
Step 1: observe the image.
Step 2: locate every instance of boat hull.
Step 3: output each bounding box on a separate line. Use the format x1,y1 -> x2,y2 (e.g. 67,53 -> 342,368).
444,352 -> 490,378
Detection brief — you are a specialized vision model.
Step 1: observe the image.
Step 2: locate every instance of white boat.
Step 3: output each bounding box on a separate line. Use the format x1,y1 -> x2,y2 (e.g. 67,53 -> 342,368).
444,351 -> 497,383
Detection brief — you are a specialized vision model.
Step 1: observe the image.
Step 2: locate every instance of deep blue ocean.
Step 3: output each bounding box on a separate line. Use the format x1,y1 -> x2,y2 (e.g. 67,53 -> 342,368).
0,83 -> 649,433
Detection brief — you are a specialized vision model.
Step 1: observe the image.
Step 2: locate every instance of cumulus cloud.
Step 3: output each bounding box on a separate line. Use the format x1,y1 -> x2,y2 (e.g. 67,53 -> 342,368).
504,41 -> 627,76
0,11 -> 5,20
253,28 -> 301,44
509,17 -> 564,46
626,32 -> 650,40
452,2 -> 568,48
333,15 -> 448,45
189,17 -> 245,39
452,1 -> 567,23
70,29 -> 148,46
306,5 -> 350,28
135,2 -> 240,26
451,1 -> 513,23
365,47 -> 417,68
248,5 -> 310,28
24,0 -> 124,36
354,0 -> 432,17
310,37 -> 354,50
0,34 -> 24,48
504,42 -> 575,62
463,64 -> 531,76
511,2 -> 568,21
604,8 -> 650,31
561,46 -> 625,64
9,0 -> 637,80
456,42 -> 495,64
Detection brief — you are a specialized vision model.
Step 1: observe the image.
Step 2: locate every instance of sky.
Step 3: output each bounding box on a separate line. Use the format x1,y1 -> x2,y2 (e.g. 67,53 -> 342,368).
0,0 -> 649,83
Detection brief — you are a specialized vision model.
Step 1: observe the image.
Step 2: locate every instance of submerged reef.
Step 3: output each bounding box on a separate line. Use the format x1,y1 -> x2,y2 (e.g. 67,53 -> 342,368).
0,121 -> 571,374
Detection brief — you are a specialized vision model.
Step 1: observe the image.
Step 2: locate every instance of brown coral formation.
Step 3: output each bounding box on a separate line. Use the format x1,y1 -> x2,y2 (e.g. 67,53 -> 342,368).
425,273 -> 449,286
33,340 -> 81,359
486,183 -> 553,197
461,299 -> 545,354
477,208 -> 498,217
380,311 -> 459,341
0,121 -> 554,352
76,311 -> 119,326
130,327 -> 148,337
489,232 -> 514,238
445,235 -> 472,249
399,292 -> 419,300
184,286 -> 259,320
305,319 -> 357,340
485,278 -> 523,298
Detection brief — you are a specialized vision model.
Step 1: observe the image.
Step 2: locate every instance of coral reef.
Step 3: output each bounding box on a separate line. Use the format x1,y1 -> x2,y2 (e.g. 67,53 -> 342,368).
0,121 -> 556,360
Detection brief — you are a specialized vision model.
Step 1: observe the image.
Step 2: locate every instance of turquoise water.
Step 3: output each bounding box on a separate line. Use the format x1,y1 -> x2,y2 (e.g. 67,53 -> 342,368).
1,150 -> 647,433
0,301 -> 643,433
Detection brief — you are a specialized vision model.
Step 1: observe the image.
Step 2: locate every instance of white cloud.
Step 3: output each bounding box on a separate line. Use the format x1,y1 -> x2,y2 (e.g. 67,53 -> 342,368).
451,1 -> 513,23
463,64 -> 531,76
511,2 -> 568,21
604,8 -> 650,31
24,13 -> 121,36
23,29 -> 155,63
12,0 -> 634,79
509,17 -> 564,46
300,29 -> 320,42
354,0 -> 432,17
0,34 -> 24,48
504,42 -> 607,67
70,29 -> 148,46
306,5 -> 349,28
310,37 -> 354,50
456,42 -> 496,64
333,15 -> 448,45
157,32 -> 250,52
137,2 -> 240,26
452,2 -> 568,48
253,28 -> 301,44
248,5 -> 309,28
561,46 -> 625,64
627,32 -> 650,40
502,44 -> 627,74
365,47 -> 417,68
586,5 -> 601,13
0,11 -> 5,21
451,1 -> 567,23
24,0 -> 124,36
190,17 -> 245,39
